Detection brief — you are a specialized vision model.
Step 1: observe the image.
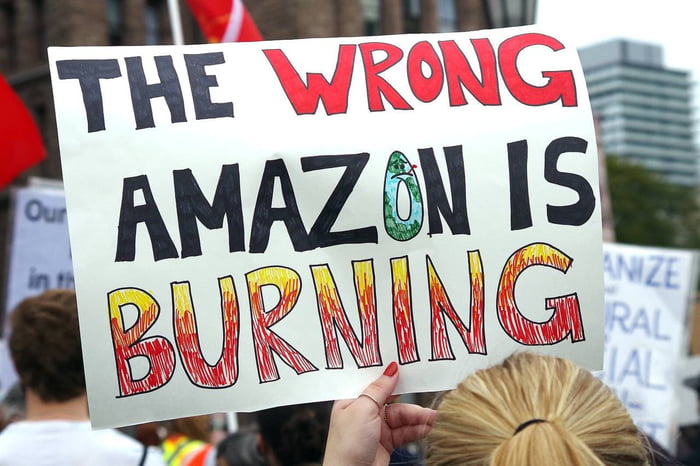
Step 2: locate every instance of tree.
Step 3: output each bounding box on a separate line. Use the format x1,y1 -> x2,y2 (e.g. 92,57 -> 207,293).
606,155 -> 700,248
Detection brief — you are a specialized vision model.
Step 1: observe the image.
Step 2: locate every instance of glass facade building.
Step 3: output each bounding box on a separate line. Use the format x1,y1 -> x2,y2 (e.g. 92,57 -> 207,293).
579,39 -> 698,186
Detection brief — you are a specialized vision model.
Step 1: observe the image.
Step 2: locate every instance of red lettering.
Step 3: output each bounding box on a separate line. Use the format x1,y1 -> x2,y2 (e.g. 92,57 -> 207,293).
263,46 -> 356,115
428,251 -> 486,359
499,33 -> 577,106
406,41 -> 444,103
172,277 -> 240,388
391,256 -> 419,364
439,39 -> 500,106
267,37 -> 577,115
497,243 -> 584,345
246,266 -> 317,383
108,288 -> 176,396
310,261 -> 381,369
359,42 -> 413,111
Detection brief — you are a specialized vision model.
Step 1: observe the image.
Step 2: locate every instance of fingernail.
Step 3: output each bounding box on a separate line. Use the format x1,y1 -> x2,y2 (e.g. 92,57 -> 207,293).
383,361 -> 398,377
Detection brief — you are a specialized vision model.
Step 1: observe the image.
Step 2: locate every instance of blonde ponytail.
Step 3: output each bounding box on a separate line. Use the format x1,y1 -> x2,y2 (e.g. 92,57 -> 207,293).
425,353 -> 648,466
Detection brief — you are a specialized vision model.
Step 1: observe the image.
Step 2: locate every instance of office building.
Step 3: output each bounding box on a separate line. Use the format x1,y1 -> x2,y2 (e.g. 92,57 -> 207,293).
579,39 -> 698,186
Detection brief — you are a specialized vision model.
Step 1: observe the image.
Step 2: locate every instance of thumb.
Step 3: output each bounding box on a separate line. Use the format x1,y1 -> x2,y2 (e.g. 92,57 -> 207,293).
358,362 -> 399,407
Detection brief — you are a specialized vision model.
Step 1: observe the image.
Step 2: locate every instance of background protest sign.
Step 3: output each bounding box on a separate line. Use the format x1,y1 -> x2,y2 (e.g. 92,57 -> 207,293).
1,183 -> 73,398
49,25 -> 604,428
4,184 -> 73,311
600,243 -> 698,450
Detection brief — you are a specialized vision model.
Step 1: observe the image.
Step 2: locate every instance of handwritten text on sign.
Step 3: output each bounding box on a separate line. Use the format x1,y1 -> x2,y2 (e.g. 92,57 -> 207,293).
49,26 -> 604,428
601,243 -> 696,449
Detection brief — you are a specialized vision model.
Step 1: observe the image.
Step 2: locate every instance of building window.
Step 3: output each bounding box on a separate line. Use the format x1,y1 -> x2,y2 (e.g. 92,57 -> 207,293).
33,103 -> 47,138
361,0 -> 381,36
438,0 -> 456,32
0,1 -> 17,70
108,0 -> 123,45
145,0 -> 165,45
31,0 -> 46,60
403,0 -> 420,33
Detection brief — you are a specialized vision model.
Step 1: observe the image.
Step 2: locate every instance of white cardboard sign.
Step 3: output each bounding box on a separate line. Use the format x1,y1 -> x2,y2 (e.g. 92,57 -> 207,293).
49,26 -> 604,428
4,186 -> 73,311
601,243 -> 697,449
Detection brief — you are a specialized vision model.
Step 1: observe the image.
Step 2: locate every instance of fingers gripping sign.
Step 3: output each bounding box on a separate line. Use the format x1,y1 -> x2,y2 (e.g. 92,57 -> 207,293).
324,362 -> 437,466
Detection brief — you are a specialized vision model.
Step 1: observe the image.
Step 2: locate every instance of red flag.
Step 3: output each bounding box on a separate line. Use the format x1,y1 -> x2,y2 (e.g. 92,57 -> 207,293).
186,0 -> 263,43
0,74 -> 46,189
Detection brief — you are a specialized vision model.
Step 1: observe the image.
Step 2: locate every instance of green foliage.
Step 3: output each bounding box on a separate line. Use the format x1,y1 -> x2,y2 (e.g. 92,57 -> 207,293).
606,155 -> 700,248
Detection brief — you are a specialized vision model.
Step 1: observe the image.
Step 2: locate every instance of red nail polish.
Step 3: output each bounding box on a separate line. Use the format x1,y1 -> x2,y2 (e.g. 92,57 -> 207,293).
383,361 -> 398,377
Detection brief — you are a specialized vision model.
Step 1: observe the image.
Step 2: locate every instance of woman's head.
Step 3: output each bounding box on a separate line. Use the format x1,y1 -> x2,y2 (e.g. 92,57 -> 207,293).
426,352 -> 648,466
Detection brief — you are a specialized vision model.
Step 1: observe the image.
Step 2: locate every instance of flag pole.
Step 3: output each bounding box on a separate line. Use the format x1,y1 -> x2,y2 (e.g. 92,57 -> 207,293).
167,0 -> 185,45
226,412 -> 238,433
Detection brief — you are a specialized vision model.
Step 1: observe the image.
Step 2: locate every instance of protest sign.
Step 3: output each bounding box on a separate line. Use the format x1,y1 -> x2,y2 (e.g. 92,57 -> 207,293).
49,25 -> 604,428
5,186 -> 73,311
1,185 -> 73,397
601,243 -> 698,450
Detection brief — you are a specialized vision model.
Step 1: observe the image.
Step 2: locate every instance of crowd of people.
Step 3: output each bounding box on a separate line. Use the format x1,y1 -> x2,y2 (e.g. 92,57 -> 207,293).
0,289 -> 688,465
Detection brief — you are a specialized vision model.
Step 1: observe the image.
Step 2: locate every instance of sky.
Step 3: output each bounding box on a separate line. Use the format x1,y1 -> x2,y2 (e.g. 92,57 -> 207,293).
536,0 -> 700,116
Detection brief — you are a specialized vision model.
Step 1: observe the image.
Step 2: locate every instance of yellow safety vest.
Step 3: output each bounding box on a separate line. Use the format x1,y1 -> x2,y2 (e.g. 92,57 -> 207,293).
162,434 -> 209,466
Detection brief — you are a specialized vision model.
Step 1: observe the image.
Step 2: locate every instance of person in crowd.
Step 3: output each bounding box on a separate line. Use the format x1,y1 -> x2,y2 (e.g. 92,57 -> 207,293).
0,289 -> 164,465
135,421 -> 164,448
256,401 -> 332,466
215,430 -> 266,466
161,415 -> 215,466
0,383 -> 25,430
323,353 -> 651,465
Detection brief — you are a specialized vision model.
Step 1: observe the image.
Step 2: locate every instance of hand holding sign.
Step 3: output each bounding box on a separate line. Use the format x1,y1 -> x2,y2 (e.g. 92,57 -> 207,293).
323,362 -> 436,466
